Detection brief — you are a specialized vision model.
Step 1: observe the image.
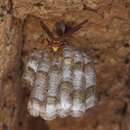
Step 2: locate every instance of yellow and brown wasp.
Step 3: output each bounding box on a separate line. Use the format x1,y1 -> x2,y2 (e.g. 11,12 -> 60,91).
39,18 -> 88,52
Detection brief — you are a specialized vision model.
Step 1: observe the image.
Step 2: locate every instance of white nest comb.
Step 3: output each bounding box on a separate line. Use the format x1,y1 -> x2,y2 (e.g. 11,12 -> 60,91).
22,45 -> 96,120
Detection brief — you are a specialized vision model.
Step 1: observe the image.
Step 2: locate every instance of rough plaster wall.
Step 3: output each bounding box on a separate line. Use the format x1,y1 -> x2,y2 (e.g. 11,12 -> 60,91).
0,14 -> 23,130
0,0 -> 130,130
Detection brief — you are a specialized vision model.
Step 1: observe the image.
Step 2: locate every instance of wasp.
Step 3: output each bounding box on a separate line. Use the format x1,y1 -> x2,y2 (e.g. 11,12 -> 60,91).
39,17 -> 88,52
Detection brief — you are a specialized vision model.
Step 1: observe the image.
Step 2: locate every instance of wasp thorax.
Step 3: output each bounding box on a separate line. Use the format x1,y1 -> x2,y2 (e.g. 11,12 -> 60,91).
51,40 -> 63,52
22,45 -> 97,120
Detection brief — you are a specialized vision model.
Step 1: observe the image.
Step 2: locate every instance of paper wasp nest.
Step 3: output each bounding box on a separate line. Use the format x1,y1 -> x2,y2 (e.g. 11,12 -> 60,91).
22,45 -> 96,120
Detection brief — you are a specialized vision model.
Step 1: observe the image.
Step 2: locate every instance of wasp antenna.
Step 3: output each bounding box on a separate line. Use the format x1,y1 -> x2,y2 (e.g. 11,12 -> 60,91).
5,0 -> 13,14
64,19 -> 88,37
40,20 -> 55,40
73,19 -> 88,31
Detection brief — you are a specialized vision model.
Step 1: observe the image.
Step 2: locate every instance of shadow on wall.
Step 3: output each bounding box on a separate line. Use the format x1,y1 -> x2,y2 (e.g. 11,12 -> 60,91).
28,117 -> 50,130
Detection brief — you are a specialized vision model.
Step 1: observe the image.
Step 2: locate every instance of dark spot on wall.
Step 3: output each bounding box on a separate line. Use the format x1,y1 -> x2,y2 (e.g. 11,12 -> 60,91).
2,124 -> 8,130
124,58 -> 129,64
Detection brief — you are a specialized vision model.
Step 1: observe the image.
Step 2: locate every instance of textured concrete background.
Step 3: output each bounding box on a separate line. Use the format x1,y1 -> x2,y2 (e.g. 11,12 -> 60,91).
0,0 -> 130,130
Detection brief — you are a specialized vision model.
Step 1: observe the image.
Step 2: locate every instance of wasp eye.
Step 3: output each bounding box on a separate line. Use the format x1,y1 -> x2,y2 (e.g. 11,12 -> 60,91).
55,21 -> 67,36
